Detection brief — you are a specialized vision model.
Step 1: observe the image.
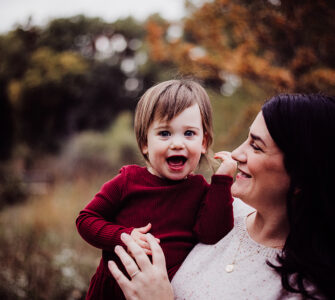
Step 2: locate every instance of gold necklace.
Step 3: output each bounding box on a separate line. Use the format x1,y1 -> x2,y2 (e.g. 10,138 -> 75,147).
225,229 -> 283,273
225,230 -> 260,273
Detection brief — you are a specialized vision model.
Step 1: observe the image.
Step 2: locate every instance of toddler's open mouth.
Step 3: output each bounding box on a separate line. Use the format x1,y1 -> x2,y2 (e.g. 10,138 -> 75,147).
167,156 -> 187,167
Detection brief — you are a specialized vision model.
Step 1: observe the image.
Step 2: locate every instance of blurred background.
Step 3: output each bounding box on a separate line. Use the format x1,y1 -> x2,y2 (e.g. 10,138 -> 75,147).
1,0 -> 334,299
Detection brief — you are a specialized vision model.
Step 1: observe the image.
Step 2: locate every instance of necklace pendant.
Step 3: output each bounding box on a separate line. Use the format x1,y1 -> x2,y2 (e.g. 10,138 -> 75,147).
225,264 -> 234,273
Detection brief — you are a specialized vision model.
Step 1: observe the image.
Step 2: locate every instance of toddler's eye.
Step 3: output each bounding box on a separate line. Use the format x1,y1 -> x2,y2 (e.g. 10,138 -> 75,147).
185,130 -> 195,137
159,131 -> 170,137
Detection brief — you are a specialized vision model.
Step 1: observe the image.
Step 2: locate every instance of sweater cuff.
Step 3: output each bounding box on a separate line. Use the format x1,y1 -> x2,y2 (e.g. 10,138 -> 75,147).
119,227 -> 134,236
211,174 -> 233,185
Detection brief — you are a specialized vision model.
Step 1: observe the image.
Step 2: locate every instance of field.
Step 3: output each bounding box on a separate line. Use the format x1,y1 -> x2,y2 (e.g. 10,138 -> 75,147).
0,112 -> 142,300
0,175 -> 108,299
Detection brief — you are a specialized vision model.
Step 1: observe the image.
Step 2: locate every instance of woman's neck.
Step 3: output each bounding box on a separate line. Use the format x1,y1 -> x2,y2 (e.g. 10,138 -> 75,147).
246,209 -> 289,249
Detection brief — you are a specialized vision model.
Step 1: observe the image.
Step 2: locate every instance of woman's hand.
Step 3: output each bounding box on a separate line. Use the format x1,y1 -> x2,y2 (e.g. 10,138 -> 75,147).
214,151 -> 237,177
130,223 -> 160,255
109,233 -> 174,300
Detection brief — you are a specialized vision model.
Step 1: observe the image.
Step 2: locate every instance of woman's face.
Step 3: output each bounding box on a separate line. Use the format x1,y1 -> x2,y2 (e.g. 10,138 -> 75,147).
231,112 -> 291,210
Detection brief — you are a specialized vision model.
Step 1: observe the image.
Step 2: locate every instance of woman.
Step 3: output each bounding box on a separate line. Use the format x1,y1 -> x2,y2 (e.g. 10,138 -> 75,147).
109,94 -> 335,299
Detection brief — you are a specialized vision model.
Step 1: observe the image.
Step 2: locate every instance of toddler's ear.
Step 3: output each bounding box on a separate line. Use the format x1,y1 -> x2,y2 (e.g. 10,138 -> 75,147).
201,133 -> 208,154
142,144 -> 148,155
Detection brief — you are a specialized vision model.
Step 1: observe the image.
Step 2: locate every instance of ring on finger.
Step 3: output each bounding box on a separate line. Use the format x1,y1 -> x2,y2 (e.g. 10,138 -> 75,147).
130,270 -> 140,278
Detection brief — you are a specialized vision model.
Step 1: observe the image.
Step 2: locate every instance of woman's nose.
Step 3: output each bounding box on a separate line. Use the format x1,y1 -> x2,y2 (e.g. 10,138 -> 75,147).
231,142 -> 247,163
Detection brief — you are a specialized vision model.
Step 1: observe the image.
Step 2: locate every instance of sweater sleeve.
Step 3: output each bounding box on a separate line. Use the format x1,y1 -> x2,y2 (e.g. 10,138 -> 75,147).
193,174 -> 234,244
76,169 -> 134,251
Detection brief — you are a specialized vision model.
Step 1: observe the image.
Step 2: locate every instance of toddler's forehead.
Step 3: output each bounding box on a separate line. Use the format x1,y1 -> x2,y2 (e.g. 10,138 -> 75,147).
153,102 -> 198,121
150,115 -> 169,128
152,109 -> 185,125
153,110 -> 169,121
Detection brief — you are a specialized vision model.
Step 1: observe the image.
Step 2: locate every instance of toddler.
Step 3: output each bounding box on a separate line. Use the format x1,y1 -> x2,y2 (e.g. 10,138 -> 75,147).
76,79 -> 236,300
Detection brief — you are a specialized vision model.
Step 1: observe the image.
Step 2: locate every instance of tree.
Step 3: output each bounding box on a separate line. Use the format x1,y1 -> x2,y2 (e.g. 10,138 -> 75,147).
0,15 -> 163,158
146,0 -> 335,94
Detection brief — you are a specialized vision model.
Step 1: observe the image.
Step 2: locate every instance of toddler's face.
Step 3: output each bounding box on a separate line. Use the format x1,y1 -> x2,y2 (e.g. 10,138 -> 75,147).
142,104 -> 207,181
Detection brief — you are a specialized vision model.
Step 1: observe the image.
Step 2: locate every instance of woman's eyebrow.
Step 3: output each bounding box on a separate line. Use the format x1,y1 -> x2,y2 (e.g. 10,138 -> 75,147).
250,133 -> 267,147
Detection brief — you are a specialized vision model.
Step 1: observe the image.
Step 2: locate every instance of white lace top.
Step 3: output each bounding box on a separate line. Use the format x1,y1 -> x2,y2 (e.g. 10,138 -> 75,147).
172,199 -> 302,299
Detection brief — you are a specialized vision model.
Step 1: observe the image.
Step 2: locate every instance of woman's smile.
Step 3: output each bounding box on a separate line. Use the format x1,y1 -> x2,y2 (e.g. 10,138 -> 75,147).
235,168 -> 251,179
231,112 -> 290,209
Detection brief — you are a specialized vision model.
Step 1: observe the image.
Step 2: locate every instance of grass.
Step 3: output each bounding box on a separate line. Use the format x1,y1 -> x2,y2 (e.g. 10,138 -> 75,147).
0,112 -> 143,299
0,176 -> 106,299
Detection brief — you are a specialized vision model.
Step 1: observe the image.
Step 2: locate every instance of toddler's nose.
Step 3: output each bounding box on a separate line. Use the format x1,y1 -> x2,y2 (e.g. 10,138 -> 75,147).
169,138 -> 185,150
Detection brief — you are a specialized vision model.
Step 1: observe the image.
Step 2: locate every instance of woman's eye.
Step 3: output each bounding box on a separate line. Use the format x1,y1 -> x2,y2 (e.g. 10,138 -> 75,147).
185,130 -> 195,137
250,142 -> 261,151
159,131 -> 170,137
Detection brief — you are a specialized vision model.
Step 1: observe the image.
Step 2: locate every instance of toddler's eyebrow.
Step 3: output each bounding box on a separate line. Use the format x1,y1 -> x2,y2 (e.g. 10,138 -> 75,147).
184,126 -> 201,131
154,125 -> 169,130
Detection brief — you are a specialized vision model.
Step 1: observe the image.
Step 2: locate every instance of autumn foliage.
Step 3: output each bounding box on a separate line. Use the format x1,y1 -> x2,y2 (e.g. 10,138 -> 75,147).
146,0 -> 335,94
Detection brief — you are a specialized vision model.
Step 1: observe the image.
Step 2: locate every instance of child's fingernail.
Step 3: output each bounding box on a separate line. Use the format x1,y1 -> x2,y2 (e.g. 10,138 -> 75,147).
114,245 -> 121,252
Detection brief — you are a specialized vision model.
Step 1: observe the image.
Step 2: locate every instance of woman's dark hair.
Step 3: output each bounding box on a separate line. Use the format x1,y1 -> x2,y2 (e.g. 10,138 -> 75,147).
262,94 -> 335,299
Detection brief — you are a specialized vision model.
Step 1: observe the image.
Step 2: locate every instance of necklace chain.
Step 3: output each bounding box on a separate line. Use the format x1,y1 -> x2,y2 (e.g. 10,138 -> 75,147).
225,227 -> 283,273
225,230 -> 260,273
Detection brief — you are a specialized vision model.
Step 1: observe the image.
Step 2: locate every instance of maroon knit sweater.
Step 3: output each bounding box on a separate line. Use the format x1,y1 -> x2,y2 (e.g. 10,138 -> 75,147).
76,165 -> 234,300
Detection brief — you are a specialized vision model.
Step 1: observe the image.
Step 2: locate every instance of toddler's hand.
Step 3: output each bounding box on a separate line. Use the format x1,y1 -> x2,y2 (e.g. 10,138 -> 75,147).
214,151 -> 237,177
130,223 -> 160,256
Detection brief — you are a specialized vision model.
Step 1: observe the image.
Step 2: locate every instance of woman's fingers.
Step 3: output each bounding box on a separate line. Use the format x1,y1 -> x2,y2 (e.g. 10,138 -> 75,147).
115,245 -> 141,278
110,234 -> 174,300
136,238 -> 151,250
128,241 -> 152,256
108,260 -> 128,284
146,233 -> 166,268
108,261 -> 136,300
139,234 -> 160,244
121,233 -> 151,271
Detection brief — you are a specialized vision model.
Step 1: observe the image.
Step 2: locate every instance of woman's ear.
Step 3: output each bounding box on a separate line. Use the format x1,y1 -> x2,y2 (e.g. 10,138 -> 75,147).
201,133 -> 208,154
